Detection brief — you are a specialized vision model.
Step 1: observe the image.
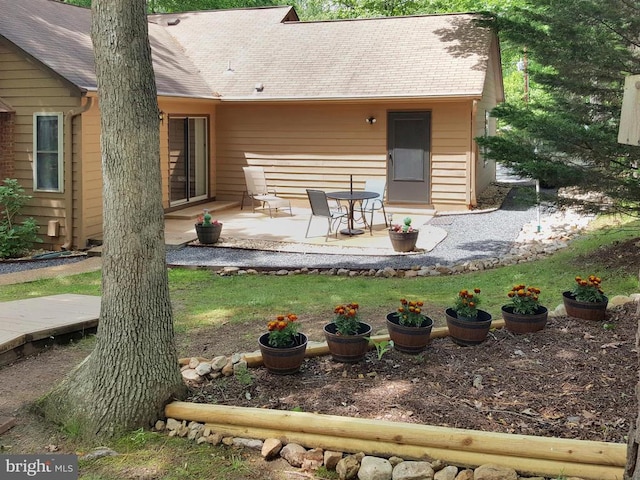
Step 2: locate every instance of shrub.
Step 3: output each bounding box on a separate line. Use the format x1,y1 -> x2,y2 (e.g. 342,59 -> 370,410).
0,178 -> 41,258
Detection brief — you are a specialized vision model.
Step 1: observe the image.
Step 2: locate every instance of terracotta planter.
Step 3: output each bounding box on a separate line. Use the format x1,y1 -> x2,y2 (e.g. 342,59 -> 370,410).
501,305 -> 548,334
562,291 -> 608,321
445,308 -> 493,346
323,322 -> 372,363
195,223 -> 222,244
389,230 -> 419,252
385,313 -> 434,354
258,333 -> 307,375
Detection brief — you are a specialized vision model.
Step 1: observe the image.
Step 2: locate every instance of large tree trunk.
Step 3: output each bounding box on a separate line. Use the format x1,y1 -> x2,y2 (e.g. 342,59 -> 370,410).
38,0 -> 185,439
625,302 -> 640,478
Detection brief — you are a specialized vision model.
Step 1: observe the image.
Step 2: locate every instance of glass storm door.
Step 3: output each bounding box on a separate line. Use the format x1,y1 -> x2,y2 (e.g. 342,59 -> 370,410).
387,111 -> 431,203
169,117 -> 208,206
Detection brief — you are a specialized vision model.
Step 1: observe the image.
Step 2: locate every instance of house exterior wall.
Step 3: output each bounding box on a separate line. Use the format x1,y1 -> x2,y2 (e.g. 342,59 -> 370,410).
0,38 -> 81,250
215,100 -> 478,211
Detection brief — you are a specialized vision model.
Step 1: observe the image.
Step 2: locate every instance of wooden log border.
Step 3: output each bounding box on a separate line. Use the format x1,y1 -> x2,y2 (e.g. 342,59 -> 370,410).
170,320 -> 626,479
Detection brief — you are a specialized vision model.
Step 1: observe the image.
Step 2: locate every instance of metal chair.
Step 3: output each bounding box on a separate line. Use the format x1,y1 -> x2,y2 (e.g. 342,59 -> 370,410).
359,178 -> 388,234
305,189 -> 348,241
241,166 -> 292,217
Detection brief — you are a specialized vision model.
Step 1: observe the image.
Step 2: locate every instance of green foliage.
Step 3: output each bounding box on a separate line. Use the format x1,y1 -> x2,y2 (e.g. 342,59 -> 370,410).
453,288 -> 482,318
234,366 -> 253,386
479,0 -> 640,216
372,339 -> 394,360
570,274 -> 606,303
0,178 -> 41,258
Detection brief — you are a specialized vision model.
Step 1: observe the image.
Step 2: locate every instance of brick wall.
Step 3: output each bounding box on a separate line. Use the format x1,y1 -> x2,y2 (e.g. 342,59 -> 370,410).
0,112 -> 15,179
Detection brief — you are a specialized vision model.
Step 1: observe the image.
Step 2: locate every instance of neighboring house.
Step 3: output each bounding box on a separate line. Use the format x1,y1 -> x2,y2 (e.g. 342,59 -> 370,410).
0,0 -> 503,251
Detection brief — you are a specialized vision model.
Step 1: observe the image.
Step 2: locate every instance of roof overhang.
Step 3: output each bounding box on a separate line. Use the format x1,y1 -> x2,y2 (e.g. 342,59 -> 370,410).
217,93 -> 483,103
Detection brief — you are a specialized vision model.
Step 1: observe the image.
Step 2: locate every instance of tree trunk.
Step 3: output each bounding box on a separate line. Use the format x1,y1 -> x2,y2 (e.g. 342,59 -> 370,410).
38,0 -> 185,439
624,301 -> 640,478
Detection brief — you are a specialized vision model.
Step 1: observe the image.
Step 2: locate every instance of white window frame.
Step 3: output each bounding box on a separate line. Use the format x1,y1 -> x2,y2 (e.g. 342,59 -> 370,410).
33,112 -> 63,192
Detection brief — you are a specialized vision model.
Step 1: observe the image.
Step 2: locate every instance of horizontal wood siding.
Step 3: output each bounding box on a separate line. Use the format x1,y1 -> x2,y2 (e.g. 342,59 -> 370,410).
0,39 -> 81,249
216,101 -> 474,210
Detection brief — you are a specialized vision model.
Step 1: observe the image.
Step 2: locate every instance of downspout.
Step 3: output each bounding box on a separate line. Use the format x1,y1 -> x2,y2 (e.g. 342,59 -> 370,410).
468,100 -> 478,208
62,95 -> 93,250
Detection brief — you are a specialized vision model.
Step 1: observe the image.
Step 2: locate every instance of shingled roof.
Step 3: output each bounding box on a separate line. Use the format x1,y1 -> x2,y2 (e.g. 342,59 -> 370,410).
1,0 -> 499,101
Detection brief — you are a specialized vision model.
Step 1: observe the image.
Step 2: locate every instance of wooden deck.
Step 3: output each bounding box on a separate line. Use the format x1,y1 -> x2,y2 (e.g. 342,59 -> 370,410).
0,294 -> 100,366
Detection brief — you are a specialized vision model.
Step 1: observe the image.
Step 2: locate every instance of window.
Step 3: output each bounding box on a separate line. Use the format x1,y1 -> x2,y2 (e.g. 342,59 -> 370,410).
33,113 -> 63,192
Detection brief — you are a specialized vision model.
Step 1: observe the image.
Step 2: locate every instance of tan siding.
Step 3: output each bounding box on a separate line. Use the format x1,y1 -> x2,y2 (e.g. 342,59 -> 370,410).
0,39 -> 80,249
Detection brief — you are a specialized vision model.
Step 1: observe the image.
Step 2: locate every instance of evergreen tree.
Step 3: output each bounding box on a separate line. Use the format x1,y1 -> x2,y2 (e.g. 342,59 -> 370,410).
479,0 -> 640,215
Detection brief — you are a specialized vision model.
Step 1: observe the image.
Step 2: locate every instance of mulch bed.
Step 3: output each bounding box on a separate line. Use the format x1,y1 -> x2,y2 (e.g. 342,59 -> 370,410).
187,303 -> 638,445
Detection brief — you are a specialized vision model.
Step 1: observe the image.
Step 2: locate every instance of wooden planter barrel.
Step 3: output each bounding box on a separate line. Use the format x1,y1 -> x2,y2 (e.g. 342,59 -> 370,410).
385,313 -> 434,354
323,322 -> 372,363
501,305 -> 548,334
562,291 -> 608,321
258,333 -> 307,375
195,223 -> 222,244
388,230 -> 419,252
445,308 -> 493,346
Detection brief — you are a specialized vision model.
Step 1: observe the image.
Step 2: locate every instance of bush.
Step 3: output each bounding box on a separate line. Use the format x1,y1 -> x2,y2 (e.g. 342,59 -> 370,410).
0,178 -> 41,258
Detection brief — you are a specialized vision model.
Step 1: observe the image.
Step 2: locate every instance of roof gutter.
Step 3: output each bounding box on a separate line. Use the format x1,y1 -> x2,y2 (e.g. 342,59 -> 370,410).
62,95 -> 93,251
217,93 -> 483,102
468,99 -> 478,208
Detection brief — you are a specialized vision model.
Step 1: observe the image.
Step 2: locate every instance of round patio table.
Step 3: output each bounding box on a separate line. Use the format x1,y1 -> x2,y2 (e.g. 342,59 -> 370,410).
326,191 -> 379,235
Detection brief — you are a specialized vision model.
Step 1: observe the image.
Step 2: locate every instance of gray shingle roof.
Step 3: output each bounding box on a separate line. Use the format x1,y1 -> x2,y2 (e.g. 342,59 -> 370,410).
1,1 -> 497,101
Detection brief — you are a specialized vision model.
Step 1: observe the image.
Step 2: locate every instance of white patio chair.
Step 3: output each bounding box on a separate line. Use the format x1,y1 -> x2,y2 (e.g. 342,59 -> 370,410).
305,189 -> 348,241
359,178 -> 388,234
241,166 -> 292,217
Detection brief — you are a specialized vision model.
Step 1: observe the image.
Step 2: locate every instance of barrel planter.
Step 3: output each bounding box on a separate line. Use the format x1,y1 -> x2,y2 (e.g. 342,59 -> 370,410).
385,313 -> 434,354
445,308 -> 493,346
388,230 -> 419,252
323,322 -> 372,363
562,291 -> 608,321
195,222 -> 223,244
258,333 -> 307,375
501,306 -> 548,334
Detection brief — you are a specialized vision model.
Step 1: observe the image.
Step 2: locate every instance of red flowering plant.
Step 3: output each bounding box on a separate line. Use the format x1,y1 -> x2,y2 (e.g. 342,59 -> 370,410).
571,275 -> 606,303
196,209 -> 221,226
266,313 -> 301,348
389,216 -> 417,233
394,298 -> 426,327
506,284 -> 542,315
453,288 -> 482,318
333,302 -> 361,335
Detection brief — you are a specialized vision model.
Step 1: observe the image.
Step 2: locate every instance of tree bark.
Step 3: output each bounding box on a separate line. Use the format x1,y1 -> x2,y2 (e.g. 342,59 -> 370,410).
624,314 -> 640,478
38,0 -> 185,439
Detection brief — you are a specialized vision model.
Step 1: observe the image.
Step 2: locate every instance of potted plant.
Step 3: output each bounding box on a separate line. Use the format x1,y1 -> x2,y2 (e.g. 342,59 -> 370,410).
323,302 -> 372,363
258,313 -> 308,374
386,298 -> 434,354
562,275 -> 608,321
195,209 -> 222,244
388,217 -> 419,252
444,288 -> 493,346
501,284 -> 548,333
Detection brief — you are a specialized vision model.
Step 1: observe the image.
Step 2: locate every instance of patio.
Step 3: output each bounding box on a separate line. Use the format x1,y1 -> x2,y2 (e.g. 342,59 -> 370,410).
164,200 -> 446,256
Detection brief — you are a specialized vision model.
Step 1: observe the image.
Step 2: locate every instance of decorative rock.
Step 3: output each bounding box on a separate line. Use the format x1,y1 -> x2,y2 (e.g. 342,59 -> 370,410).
474,464 -> 517,480
233,437 -> 263,449
430,459 -> 445,472
79,447 -> 118,461
433,465 -> 457,480
211,356 -> 228,371
324,450 -> 343,470
154,420 -> 166,431
388,456 -> 404,467
275,269 -> 289,276
166,418 -> 181,431
302,448 -> 324,471
454,470 -> 473,480
207,433 -> 224,445
262,438 -> 283,459
336,454 -> 361,480
222,266 -> 240,275
392,461 -> 434,480
609,295 -> 632,307
222,360 -> 234,376
222,436 -> 234,446
195,362 -> 212,376
188,357 -> 199,368
231,353 -> 242,364
181,369 -> 202,382
280,443 -> 308,468
196,436 -> 208,444
233,359 -> 248,373
357,455 -> 392,480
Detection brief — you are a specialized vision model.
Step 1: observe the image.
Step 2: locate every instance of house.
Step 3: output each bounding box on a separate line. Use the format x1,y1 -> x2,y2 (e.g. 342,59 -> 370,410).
0,0 -> 504,250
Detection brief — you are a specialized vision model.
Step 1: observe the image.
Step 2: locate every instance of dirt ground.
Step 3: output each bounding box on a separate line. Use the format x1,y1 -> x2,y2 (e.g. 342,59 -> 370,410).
1,232 -> 639,475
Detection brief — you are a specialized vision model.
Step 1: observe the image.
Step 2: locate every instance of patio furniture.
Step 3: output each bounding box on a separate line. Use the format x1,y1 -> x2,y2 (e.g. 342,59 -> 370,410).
326,190 -> 379,236
359,179 -> 388,234
305,189 -> 348,241
241,166 -> 292,217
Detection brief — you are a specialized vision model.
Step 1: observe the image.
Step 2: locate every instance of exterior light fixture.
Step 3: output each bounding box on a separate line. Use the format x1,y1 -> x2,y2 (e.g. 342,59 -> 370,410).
365,116 -> 376,124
